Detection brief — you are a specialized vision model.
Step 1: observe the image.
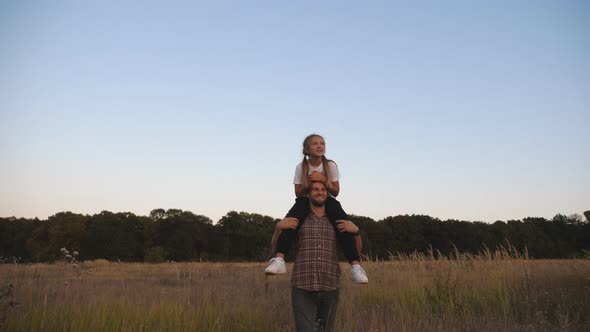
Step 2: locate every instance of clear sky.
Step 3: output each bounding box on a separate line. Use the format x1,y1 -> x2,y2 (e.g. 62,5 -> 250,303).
1,1 -> 589,223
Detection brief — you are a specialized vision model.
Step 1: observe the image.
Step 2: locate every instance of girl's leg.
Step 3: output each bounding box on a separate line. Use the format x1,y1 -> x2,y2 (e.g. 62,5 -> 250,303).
265,197 -> 311,274
325,198 -> 368,283
325,197 -> 360,263
275,197 -> 310,257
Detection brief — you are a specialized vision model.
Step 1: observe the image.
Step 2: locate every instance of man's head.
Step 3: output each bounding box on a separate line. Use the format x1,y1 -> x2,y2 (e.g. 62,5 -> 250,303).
308,181 -> 328,207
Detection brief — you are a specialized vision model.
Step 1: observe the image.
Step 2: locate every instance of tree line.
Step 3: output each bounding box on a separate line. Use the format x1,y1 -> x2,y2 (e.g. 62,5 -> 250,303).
1,209 -> 589,263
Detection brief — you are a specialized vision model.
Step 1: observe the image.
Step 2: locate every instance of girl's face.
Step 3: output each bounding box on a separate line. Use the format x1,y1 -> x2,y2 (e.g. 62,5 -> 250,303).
306,136 -> 325,158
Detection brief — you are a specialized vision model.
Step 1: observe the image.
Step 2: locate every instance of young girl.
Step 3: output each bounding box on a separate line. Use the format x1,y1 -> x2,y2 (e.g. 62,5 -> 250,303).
265,134 -> 368,284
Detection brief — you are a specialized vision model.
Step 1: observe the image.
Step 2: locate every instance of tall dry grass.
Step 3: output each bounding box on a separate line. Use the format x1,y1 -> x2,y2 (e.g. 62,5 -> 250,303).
1,250 -> 589,331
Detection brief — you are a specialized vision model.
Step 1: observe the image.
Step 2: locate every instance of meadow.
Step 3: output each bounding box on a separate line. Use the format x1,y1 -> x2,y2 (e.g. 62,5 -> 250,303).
1,252 -> 589,331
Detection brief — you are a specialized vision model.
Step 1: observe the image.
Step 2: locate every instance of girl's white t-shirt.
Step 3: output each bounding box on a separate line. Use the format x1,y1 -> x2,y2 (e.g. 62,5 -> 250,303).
293,160 -> 340,184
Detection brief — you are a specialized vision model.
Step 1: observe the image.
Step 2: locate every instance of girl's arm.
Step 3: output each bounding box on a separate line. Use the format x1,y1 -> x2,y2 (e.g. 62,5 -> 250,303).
308,172 -> 340,197
297,181 -> 339,197
294,184 -> 306,197
329,181 -> 340,197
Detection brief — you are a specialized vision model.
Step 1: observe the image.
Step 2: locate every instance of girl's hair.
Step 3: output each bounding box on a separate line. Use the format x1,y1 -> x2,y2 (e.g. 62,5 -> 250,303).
300,134 -> 334,192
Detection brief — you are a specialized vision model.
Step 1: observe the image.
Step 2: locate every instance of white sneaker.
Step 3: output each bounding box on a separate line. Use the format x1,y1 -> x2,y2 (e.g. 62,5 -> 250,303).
350,264 -> 368,284
264,257 -> 286,275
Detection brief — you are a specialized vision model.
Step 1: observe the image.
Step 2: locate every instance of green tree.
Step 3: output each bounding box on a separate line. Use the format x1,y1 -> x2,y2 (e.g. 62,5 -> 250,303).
26,220 -> 51,262
81,211 -> 146,261
154,209 -> 213,261
214,211 -> 277,261
46,212 -> 87,260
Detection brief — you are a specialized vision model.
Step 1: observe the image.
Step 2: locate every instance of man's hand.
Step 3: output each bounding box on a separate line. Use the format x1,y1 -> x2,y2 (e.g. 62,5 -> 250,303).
276,218 -> 299,231
335,220 -> 359,234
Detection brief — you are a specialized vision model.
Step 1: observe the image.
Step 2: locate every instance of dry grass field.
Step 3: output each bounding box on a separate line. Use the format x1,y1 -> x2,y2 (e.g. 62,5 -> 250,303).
1,253 -> 589,331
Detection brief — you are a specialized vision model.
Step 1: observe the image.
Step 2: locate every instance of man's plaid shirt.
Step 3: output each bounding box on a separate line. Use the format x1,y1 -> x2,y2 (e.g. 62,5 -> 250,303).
291,212 -> 341,291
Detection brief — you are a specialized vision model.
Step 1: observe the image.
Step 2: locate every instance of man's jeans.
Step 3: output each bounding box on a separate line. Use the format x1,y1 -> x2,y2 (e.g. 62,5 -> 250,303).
292,287 -> 340,332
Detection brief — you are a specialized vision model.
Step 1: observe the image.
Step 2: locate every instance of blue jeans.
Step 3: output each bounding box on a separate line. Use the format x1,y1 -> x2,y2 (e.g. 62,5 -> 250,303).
292,287 -> 340,332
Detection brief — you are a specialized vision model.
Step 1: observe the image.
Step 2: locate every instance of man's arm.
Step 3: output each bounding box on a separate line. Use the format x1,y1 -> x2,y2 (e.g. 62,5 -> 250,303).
270,228 -> 280,254
335,219 -> 362,254
271,217 -> 299,253
354,233 -> 363,255
335,219 -> 358,233
336,220 -> 363,250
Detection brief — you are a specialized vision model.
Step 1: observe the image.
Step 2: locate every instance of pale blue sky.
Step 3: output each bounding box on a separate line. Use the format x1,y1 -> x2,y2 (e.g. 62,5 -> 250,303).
1,1 -> 588,223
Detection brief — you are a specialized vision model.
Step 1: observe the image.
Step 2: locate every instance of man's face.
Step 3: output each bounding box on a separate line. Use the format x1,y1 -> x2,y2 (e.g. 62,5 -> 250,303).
309,182 -> 328,207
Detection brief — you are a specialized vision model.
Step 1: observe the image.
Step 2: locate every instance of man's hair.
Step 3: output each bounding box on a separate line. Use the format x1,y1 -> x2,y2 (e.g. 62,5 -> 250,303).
307,180 -> 327,194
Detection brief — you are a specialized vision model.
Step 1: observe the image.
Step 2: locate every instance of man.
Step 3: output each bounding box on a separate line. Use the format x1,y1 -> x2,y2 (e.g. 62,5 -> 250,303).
272,180 -> 367,332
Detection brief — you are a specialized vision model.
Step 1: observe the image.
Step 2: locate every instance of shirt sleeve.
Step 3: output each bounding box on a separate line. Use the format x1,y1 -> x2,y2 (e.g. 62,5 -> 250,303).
293,162 -> 303,184
328,161 -> 340,182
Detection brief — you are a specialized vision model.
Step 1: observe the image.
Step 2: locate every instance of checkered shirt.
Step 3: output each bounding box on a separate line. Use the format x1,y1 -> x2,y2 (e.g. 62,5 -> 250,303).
291,213 -> 341,291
